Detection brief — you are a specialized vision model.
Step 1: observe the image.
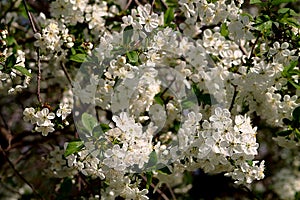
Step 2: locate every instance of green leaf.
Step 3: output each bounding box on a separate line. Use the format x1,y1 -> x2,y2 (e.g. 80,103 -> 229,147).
199,93 -> 212,105
278,8 -> 290,14
145,172 -> 153,189
5,54 -> 16,69
100,123 -> 111,133
154,93 -> 164,106
92,125 -> 104,138
165,0 -> 178,7
250,0 -> 262,4
282,118 -> 292,125
157,166 -> 172,175
126,51 -> 138,63
93,124 -> 111,138
220,23 -> 229,38
57,178 -> 73,200
284,18 -> 300,28
71,48 -> 76,55
282,60 -> 298,77
295,128 -> 300,139
64,141 -> 84,157
256,21 -> 273,33
146,151 -> 158,168
289,9 -> 300,17
173,120 -> 181,132
70,53 -> 86,63
13,66 -> 32,77
271,0 -> 296,5
292,106 -> 300,121
182,100 -> 195,109
276,130 -> 293,137
164,8 -> 174,26
123,25 -> 134,45
6,36 -> 17,46
82,113 -> 98,133
289,80 -> 300,90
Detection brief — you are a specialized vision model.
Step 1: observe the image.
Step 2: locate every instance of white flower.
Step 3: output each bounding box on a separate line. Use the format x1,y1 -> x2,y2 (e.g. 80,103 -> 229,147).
36,108 -> 55,126
112,112 -> 135,132
35,123 -> 55,136
137,4 -> 159,32
56,103 -> 72,120
23,107 -> 37,124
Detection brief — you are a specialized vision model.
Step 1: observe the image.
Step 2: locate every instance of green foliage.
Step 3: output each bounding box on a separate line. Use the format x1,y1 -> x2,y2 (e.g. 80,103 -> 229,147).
192,84 -> 212,106
165,0 -> 178,8
276,106 -> 300,140
64,141 -> 84,157
3,54 -> 31,77
82,113 -> 98,133
126,50 -> 139,64
220,23 -> 229,38
5,54 -> 16,69
56,178 -> 73,200
157,166 -> 172,175
13,65 -> 31,77
145,172 -> 153,189
282,61 -> 300,90
145,151 -> 158,169
70,53 -> 87,63
123,25 -> 134,46
154,92 -> 165,106
100,123 -> 111,133
271,0 -> 297,6
164,8 -> 175,26
250,0 -> 296,5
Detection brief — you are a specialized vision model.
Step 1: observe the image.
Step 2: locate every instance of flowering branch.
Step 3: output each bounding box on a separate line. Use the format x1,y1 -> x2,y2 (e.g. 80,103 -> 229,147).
22,0 -> 42,104
61,62 -> 73,85
249,34 -> 261,59
141,175 -> 170,200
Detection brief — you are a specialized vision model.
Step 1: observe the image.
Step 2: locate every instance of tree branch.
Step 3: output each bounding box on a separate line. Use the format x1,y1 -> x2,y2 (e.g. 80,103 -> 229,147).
22,0 -> 42,104
0,146 -> 44,200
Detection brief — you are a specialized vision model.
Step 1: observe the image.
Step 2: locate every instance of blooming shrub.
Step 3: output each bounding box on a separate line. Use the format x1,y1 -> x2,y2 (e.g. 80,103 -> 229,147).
0,0 -> 300,199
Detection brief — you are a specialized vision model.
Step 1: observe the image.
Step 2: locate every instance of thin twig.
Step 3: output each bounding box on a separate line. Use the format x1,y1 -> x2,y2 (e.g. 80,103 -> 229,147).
141,175 -> 170,200
36,48 -> 42,103
22,0 -> 37,33
22,0 -> 42,104
239,41 -> 248,56
0,112 -> 12,150
0,181 -> 22,196
248,34 -> 261,59
61,62 -> 73,85
0,146 -> 44,200
165,183 -> 176,200
160,0 -> 168,9
229,84 -> 238,112
150,0 -> 156,14
0,111 -> 9,130
124,0 -> 133,10
134,0 -> 142,7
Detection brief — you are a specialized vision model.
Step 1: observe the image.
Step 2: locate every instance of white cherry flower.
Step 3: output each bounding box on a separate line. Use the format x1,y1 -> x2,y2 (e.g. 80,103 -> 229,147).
35,123 -> 55,136
56,103 -> 72,120
23,107 -> 37,124
36,108 -> 55,126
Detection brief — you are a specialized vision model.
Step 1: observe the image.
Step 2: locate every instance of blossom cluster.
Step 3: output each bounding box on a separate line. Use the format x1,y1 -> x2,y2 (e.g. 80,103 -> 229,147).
1,0 -> 300,199
23,103 -> 71,136
0,37 -> 31,94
